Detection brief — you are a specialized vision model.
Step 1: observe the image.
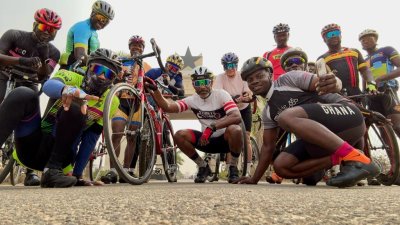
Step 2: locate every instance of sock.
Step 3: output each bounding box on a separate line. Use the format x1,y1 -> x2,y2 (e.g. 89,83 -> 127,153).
193,156 -> 207,167
230,156 -> 239,167
331,142 -> 370,165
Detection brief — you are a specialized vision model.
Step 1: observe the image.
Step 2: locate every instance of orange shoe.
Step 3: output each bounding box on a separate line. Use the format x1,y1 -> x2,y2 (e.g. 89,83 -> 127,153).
266,172 -> 283,184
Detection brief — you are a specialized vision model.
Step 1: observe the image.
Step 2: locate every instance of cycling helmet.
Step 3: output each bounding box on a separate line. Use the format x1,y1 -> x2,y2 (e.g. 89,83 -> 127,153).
273,23 -> 290,34
92,0 -> 115,20
240,57 -> 273,81
166,53 -> 184,69
280,47 -> 308,68
359,29 -> 379,40
87,48 -> 122,75
128,35 -> 145,48
34,8 -> 62,29
221,52 -> 239,65
321,23 -> 341,37
190,66 -> 214,80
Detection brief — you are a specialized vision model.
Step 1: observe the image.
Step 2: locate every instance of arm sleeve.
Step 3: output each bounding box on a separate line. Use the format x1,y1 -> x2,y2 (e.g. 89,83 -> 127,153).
262,106 -> 277,129
219,90 -> 239,114
278,71 -> 315,91
0,30 -> 17,54
355,48 -> 367,69
43,78 -> 65,98
176,96 -> 192,112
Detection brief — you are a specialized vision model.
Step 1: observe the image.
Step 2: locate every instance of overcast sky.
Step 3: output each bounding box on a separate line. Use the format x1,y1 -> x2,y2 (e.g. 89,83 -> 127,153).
1,0 -> 398,176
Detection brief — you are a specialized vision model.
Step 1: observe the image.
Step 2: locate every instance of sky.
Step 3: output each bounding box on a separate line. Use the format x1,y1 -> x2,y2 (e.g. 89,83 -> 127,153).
1,0 -> 398,176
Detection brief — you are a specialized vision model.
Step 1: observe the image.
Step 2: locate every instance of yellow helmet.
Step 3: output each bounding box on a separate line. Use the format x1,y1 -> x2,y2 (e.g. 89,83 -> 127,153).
166,53 -> 184,69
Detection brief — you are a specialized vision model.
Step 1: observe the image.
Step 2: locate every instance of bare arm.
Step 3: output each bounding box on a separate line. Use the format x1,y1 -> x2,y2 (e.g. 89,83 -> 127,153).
151,88 -> 180,113
214,109 -> 241,130
74,47 -> 88,65
359,66 -> 375,83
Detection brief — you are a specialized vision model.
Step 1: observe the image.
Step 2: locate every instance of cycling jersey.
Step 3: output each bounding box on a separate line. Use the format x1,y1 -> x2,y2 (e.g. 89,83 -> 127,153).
176,89 -> 239,137
365,46 -> 399,89
263,46 -> 290,80
0,29 -> 60,77
261,70 -> 349,129
214,71 -> 252,110
121,58 -> 151,86
60,19 -> 99,66
318,47 -> 367,96
41,69 -> 119,134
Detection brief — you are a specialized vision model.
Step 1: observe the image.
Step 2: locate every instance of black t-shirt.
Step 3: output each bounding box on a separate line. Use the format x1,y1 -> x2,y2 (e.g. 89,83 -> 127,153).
0,29 -> 60,80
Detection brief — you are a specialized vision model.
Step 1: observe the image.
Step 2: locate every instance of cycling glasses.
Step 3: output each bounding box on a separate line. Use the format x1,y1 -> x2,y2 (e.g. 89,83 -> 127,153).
283,57 -> 305,67
94,14 -> 109,24
167,63 -> 180,74
224,63 -> 238,70
89,63 -> 116,80
193,79 -> 212,87
325,30 -> 341,39
37,23 -> 58,34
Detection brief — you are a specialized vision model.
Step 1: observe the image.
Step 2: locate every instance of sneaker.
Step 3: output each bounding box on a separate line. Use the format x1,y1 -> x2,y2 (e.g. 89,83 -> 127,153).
101,171 -> 118,184
367,177 -> 381,186
326,161 -> 379,188
228,166 -> 239,183
24,173 -> 41,186
194,165 -> 211,183
75,178 -> 94,186
266,172 -> 283,184
40,169 -> 77,188
119,171 -> 135,183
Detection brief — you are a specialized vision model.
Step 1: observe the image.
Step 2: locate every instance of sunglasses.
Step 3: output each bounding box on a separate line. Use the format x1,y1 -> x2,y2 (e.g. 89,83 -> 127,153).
166,63 -> 180,74
283,57 -> 305,67
94,14 -> 109,24
325,30 -> 341,39
89,63 -> 116,80
193,79 -> 212,87
224,63 -> 237,70
37,23 -> 58,34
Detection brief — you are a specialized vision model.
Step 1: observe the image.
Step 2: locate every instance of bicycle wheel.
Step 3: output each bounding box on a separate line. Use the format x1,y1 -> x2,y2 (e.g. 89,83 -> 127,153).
89,137 -> 106,181
0,135 -> 15,184
161,117 -> 178,182
364,122 -> 400,186
238,120 -> 248,176
206,153 -> 221,182
249,136 -> 260,176
103,83 -> 156,185
10,162 -> 23,186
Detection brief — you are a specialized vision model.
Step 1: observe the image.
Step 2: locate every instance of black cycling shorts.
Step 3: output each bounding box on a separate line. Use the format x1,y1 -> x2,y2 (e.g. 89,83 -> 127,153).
188,129 -> 231,154
368,87 -> 400,116
240,105 -> 252,132
283,102 -> 365,161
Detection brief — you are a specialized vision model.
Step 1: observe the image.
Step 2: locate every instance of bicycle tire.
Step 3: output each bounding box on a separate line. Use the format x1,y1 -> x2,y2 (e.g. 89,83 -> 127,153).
161,117 -> 178,182
10,162 -> 22,186
89,137 -> 106,181
103,83 -> 156,185
238,119 -> 248,176
364,122 -> 400,186
0,136 -> 15,184
249,136 -> 260,176
207,153 -> 220,182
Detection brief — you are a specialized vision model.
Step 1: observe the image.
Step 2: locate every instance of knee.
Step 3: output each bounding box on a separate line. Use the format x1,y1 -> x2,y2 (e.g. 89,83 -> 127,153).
7,87 -> 37,104
174,130 -> 191,142
273,160 -> 287,178
59,102 -> 85,124
277,111 -> 296,131
225,124 -> 242,138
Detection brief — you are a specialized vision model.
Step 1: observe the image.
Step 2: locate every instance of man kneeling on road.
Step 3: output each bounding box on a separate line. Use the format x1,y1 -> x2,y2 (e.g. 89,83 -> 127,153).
145,66 -> 243,183
235,56 -> 379,188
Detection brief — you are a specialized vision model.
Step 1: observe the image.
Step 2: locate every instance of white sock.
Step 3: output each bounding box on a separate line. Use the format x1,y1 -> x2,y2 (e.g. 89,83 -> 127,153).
194,157 -> 207,167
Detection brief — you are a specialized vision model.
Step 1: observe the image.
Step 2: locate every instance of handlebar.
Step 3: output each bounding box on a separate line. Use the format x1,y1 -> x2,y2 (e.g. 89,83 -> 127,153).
150,38 -> 166,73
71,57 -> 86,75
3,68 -> 40,83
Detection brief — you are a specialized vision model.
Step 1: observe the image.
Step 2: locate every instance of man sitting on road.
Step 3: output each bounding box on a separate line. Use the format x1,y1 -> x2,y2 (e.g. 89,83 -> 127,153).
145,66 -> 244,183
235,55 -> 379,188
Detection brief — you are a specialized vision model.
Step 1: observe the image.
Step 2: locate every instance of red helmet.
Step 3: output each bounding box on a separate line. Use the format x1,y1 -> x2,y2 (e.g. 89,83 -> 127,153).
34,8 -> 62,29
128,35 -> 145,48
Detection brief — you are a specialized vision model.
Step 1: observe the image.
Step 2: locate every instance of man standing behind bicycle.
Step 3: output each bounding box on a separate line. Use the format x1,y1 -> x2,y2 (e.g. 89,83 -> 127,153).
101,35 -> 152,184
145,66 -> 244,183
214,52 -> 254,178
145,53 -> 185,98
59,1 -> 114,69
0,8 -> 62,186
235,56 -> 379,188
318,23 -> 376,96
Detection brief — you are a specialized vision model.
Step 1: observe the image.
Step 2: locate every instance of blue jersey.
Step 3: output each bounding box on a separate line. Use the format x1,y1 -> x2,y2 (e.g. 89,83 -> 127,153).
145,68 -> 184,90
365,46 -> 399,88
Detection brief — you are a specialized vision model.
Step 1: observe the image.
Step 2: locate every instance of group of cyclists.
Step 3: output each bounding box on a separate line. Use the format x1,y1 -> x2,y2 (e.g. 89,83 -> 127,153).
0,1 -> 399,188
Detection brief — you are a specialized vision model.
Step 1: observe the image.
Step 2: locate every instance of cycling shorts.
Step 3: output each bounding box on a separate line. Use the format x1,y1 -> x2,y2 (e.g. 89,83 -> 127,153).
112,98 -> 142,125
283,102 -> 365,161
188,129 -> 231,154
240,105 -> 252,132
368,87 -> 400,116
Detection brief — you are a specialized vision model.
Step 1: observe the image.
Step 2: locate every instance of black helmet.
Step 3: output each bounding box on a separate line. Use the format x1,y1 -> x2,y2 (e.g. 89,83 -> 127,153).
280,47 -> 308,69
240,57 -> 273,81
273,23 -> 290,34
83,48 -> 122,96
92,0 -> 115,20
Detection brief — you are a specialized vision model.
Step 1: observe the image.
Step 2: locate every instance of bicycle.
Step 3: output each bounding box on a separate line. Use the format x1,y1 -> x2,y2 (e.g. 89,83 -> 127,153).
87,132 -> 107,181
347,93 -> 400,185
0,68 -> 42,185
103,38 -> 178,185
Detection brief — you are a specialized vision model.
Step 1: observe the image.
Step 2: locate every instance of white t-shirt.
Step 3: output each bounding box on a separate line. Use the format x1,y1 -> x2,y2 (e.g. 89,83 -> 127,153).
176,89 -> 239,137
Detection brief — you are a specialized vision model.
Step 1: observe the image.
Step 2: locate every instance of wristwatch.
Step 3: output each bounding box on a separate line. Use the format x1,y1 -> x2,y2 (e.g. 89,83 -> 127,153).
209,122 -> 217,132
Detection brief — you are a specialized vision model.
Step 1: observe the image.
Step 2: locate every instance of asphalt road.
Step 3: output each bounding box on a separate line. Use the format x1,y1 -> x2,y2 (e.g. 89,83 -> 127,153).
1,180 -> 399,225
